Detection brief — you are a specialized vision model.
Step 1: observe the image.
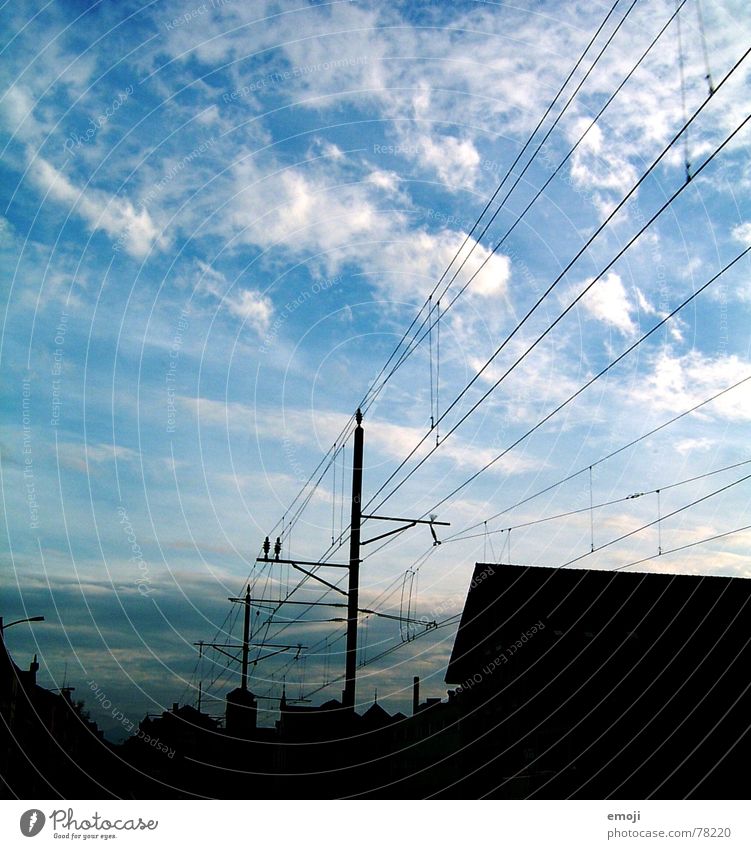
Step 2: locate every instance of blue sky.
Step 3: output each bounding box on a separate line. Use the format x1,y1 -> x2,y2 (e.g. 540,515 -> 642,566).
1,0 -> 750,737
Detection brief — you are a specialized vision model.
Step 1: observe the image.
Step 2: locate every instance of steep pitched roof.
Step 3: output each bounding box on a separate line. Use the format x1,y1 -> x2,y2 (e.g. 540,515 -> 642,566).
363,699 -> 391,725
446,562 -> 751,684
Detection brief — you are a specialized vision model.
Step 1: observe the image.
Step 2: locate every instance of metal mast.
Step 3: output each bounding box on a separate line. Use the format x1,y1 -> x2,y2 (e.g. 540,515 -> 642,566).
240,584 -> 251,691
343,408 -> 364,710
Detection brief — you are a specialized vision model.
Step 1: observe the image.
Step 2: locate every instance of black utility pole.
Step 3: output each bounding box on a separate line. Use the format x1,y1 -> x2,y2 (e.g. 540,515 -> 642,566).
249,407 -> 441,710
343,408 -> 364,710
240,584 -> 251,691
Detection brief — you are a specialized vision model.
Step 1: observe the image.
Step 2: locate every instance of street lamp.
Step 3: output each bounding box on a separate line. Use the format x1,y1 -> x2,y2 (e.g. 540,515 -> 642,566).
0,615 -> 45,633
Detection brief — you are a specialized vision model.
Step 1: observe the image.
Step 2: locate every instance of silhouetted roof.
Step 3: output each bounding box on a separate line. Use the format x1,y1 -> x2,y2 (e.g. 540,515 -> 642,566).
362,700 -> 391,726
446,562 -> 751,684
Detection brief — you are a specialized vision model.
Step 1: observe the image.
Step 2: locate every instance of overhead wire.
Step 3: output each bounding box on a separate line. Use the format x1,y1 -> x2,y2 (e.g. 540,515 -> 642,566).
318,483 -> 751,710
443,373 -> 751,542
214,11 -> 745,696
269,455 -> 751,702
614,524 -> 751,571
345,242 -> 750,594
429,296 -> 435,428
252,0 -> 626,559
314,353 -> 751,652
355,0 -> 627,418
389,0 -> 644,337
334,373 -> 751,670
360,0 -> 690,415
561,470 -> 751,569
302,613 -> 464,702
233,0 -> 671,650
251,567 -> 419,697
364,96 -> 751,516
411,243 -> 751,519
365,44 -> 751,513
196,10 -> 734,690
448,459 -> 751,542
253,550 -> 438,698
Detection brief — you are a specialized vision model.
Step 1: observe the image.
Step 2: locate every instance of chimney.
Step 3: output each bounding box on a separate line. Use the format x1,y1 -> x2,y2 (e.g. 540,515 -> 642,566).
172,702 -> 179,713
412,676 -> 420,715
29,654 -> 39,686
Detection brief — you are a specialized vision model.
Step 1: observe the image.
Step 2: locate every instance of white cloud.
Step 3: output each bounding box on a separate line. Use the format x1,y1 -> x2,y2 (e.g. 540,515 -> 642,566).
227,288 -> 274,332
0,216 -> 15,249
349,414 -> 523,473
29,156 -> 166,258
377,229 -> 511,301
581,271 -> 637,336
180,396 -> 539,482
635,286 -> 657,316
732,222 -> 751,245
319,141 -> 345,162
224,158 -> 400,275
196,104 -> 220,125
413,131 -> 481,190
56,441 -> 138,473
569,121 -> 639,197
202,141 -> 504,310
367,170 -> 400,193
195,260 -> 273,335
674,437 -> 715,455
632,351 -> 751,421
468,334 -> 584,427
0,84 -> 41,141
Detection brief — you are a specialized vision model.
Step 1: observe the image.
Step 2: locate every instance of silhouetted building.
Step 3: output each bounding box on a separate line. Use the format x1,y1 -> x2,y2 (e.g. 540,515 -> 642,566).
225,687 -> 257,737
0,637 -> 114,798
361,698 -> 391,730
276,691 -> 351,742
442,562 -> 751,798
9,561 -> 748,799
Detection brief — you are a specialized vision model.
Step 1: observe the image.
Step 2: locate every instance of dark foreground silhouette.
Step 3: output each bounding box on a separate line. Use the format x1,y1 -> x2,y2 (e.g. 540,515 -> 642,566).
3,564 -> 749,799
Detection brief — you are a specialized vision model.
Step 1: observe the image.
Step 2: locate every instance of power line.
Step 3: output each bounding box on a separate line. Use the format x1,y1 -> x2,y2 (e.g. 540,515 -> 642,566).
449,458 -> 751,541
355,0 -> 627,418
561,470 -> 751,569
259,372 -> 751,709
405,0 -> 642,323
256,0 -> 627,558
343,241 -> 749,593
221,23 -> 750,699
257,453 -> 751,704
362,0 -> 692,416
248,558 -> 420,691
444,372 -> 751,542
614,524 -> 751,571
302,614 -> 463,703
233,1 -> 690,652
260,359 -> 751,692
250,540 -> 446,699
334,368 -> 751,628
421,244 -> 751,518
365,102 -> 751,516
